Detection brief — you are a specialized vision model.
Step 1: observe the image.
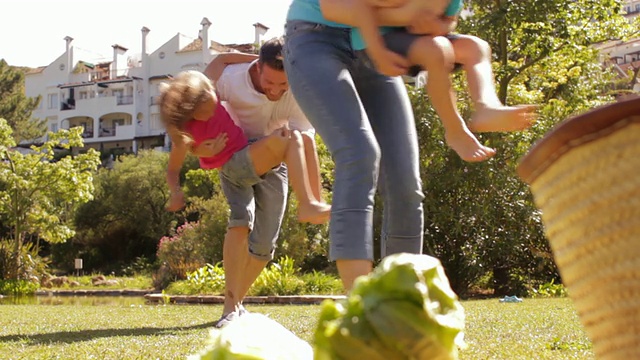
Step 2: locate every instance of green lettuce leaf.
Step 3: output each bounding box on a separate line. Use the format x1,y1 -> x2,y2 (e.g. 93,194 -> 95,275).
313,253 -> 465,360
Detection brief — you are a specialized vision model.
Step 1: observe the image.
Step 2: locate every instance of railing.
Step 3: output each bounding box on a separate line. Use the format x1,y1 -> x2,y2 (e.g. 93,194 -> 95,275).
98,123 -> 135,140
89,68 -> 131,81
117,95 -> 133,105
81,129 -> 94,138
99,127 -> 116,137
63,123 -> 94,138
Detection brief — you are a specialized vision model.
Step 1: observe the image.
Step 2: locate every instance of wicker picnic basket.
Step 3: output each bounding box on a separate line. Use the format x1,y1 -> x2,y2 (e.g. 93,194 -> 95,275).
517,97 -> 640,359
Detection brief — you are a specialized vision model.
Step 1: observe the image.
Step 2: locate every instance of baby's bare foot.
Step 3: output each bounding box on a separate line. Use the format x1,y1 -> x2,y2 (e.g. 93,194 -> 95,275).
298,202 -> 331,224
445,130 -> 496,162
468,104 -> 538,133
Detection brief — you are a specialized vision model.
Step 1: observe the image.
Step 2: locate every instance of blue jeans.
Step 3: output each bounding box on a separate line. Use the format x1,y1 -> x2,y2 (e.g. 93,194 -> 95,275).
283,20 -> 424,261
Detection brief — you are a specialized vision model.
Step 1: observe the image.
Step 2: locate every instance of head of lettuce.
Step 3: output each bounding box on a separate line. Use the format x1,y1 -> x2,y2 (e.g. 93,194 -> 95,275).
314,253 -> 466,360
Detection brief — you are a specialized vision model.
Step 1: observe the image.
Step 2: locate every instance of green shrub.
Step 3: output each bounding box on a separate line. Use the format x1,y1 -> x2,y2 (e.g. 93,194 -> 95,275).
162,263 -> 225,296
529,279 -> 568,298
120,256 -> 155,276
164,260 -> 342,296
179,263 -> 225,295
250,256 -> 305,296
0,279 -> 38,296
155,222 -> 208,288
300,271 -> 343,295
0,239 -> 49,282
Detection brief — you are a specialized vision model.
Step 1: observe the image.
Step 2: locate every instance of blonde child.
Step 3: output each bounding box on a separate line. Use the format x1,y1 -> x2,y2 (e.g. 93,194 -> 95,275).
160,70 -> 330,224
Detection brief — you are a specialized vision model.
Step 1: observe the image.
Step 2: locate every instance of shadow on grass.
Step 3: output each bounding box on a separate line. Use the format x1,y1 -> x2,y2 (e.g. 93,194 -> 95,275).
0,321 -> 217,345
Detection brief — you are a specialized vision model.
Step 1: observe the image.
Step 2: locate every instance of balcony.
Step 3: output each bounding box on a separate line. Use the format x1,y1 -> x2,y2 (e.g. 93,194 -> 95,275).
117,95 -> 133,105
98,123 -> 135,141
60,98 -> 76,111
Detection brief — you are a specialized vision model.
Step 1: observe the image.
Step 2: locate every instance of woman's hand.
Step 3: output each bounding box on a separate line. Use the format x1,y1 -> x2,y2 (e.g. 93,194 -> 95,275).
191,133 -> 228,157
167,190 -> 185,212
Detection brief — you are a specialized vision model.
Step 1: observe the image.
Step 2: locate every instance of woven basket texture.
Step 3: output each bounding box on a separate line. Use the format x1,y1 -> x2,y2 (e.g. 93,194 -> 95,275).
530,121 -> 640,359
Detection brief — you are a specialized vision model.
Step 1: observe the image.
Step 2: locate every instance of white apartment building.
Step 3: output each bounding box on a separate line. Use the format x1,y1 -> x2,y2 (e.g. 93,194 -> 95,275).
595,1 -> 640,92
24,18 -> 269,154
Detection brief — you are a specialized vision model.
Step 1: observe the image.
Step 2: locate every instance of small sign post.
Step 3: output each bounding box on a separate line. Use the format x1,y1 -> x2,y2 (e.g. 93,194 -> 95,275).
74,258 -> 83,277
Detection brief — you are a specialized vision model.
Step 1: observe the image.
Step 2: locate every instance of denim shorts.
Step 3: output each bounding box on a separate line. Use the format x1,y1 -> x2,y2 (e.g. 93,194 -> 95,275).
382,29 -> 463,76
220,145 -> 262,188
219,139 -> 288,261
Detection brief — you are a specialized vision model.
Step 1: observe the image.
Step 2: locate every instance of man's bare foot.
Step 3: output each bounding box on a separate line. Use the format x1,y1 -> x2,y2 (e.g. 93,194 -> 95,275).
445,130 -> 496,162
468,104 -> 538,133
298,202 -> 331,224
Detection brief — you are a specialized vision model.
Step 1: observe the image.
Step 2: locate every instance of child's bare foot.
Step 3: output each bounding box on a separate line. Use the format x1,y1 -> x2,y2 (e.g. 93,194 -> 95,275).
445,129 -> 496,162
298,202 -> 331,224
468,104 -> 538,133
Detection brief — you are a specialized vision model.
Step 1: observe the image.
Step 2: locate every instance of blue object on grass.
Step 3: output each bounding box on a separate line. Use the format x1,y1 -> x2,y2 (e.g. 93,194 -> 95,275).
499,296 -> 523,303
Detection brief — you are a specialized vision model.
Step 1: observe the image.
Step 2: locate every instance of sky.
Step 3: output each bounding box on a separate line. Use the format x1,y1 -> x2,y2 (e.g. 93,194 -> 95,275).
1,0 -> 293,68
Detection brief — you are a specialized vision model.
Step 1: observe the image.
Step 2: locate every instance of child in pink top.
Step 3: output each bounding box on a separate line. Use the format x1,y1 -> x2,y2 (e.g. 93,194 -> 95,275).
182,100 -> 247,170
160,70 -> 330,224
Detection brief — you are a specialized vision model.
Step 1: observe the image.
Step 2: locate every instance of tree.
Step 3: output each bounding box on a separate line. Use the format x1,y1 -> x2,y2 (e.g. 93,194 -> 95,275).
0,119 -> 100,279
0,59 -> 46,142
414,0 -> 633,296
463,0 -> 636,104
66,150 -> 191,272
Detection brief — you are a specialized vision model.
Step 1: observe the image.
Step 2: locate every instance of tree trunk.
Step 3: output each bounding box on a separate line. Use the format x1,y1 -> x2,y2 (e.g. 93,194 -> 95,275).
492,265 -> 511,296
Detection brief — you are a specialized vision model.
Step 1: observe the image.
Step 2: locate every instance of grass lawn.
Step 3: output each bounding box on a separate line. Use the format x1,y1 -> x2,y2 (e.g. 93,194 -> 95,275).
0,297 -> 593,359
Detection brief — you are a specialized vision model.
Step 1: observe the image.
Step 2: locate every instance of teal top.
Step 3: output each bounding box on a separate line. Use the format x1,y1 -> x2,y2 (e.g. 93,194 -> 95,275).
286,0 -> 351,28
351,0 -> 464,50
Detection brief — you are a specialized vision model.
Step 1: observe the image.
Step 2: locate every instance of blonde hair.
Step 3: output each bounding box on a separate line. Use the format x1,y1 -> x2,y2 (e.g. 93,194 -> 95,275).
158,70 -> 214,145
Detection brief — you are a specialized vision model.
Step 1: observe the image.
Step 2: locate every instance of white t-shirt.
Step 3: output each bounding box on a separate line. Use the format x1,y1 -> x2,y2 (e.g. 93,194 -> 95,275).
215,60 -> 313,139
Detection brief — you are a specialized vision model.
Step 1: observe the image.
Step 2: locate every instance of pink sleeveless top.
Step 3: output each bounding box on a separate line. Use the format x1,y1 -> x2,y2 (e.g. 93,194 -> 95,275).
184,102 -> 248,169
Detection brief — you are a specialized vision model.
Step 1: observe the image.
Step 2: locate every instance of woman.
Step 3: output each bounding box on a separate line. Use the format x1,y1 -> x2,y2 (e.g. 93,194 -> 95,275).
283,0 -> 425,290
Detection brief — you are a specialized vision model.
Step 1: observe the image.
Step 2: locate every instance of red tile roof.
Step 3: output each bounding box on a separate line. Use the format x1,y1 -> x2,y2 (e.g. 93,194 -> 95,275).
26,66 -> 46,74
179,38 -> 234,53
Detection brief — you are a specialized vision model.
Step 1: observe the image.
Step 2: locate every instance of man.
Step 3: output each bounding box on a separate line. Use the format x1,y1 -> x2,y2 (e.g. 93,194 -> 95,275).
198,37 -> 321,327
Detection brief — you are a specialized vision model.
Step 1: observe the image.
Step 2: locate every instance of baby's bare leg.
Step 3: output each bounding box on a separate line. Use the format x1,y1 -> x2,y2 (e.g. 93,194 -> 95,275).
248,130 -> 329,224
451,34 -> 537,132
284,131 -> 330,224
301,132 -> 323,202
407,35 -> 495,162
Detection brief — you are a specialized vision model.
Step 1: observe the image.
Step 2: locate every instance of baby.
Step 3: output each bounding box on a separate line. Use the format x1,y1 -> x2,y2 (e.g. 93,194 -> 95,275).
342,0 -> 537,161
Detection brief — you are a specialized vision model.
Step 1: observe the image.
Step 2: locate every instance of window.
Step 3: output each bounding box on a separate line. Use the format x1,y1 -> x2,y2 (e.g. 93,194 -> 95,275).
636,4 -> 640,12
47,93 -> 58,109
151,113 -> 163,130
50,122 -> 58,132
79,91 -> 88,99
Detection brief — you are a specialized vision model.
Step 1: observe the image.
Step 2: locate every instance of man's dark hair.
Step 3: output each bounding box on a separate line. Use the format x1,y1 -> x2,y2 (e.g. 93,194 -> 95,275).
259,37 -> 285,71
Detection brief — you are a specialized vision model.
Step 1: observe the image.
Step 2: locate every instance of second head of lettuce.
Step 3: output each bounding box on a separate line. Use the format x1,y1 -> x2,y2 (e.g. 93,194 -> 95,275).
314,253 -> 466,360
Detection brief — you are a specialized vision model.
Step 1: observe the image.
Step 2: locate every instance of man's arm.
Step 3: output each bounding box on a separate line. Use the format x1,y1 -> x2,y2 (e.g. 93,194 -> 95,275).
203,52 -> 258,83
